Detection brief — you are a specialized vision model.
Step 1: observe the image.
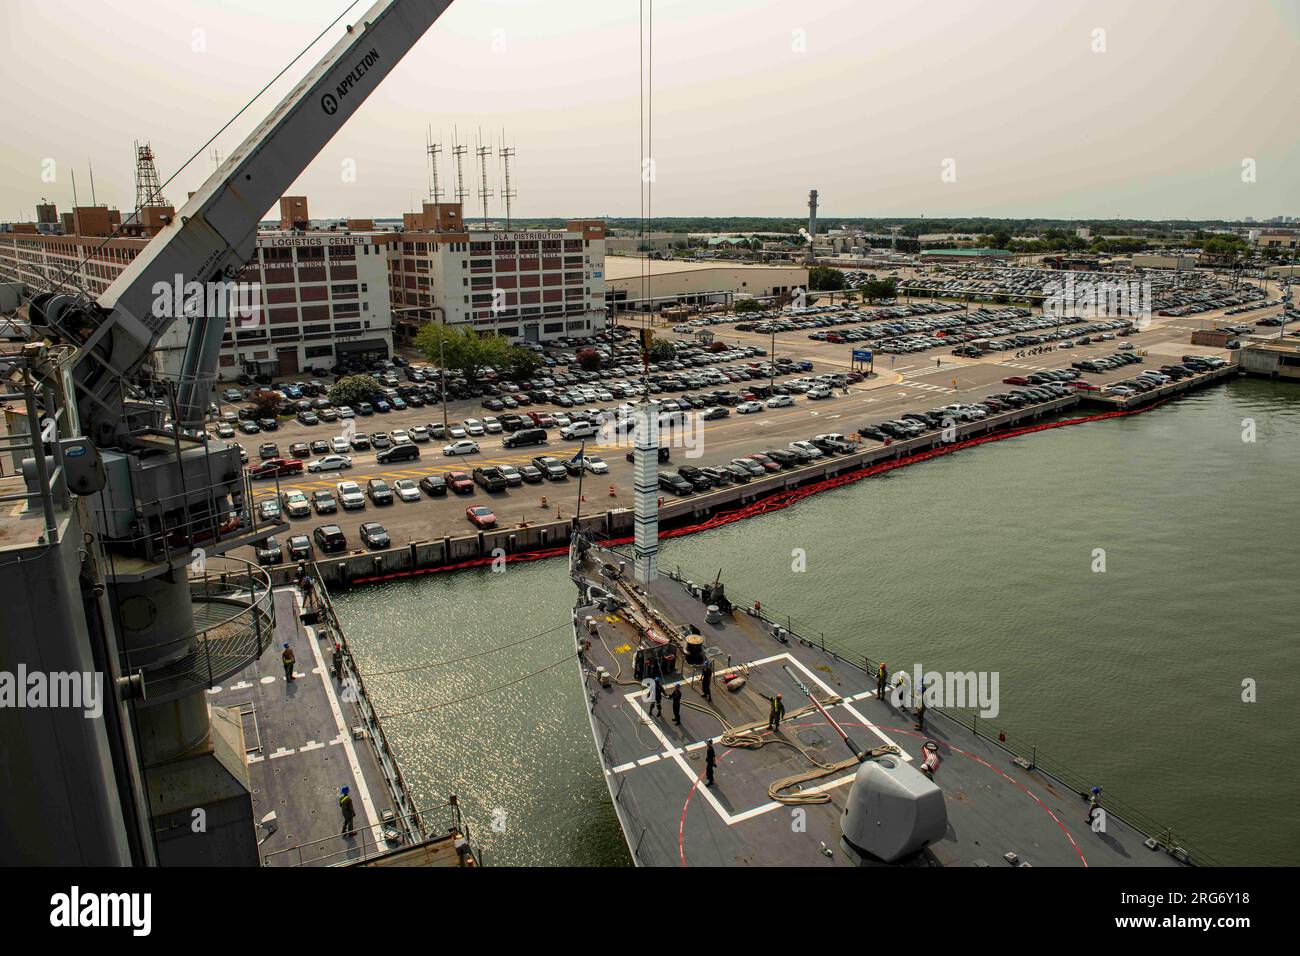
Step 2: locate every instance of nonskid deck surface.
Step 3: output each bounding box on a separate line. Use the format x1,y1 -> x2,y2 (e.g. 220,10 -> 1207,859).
574,546 -> 1182,868
208,588 -> 396,866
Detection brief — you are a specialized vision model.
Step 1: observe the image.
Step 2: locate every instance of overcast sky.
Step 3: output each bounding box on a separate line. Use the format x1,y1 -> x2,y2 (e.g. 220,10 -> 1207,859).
1,0 -> 1297,223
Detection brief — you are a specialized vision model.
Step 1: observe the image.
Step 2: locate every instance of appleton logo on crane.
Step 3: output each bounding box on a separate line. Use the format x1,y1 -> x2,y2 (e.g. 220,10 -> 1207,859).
321,47 -> 380,115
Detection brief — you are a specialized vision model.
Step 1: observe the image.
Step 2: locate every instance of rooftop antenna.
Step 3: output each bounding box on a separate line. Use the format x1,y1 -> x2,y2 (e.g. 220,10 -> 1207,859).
475,129 -> 493,230
71,169 -> 79,209
88,160 -> 98,207
451,127 -> 469,221
426,127 -> 443,203
498,132 -> 517,230
210,147 -> 222,171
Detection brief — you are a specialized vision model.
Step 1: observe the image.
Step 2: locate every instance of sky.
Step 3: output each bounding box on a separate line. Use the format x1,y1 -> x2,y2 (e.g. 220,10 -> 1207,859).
1,0 -> 1297,223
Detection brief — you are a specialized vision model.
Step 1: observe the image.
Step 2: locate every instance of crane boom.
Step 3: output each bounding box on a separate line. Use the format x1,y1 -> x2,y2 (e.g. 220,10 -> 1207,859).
39,0 -> 454,442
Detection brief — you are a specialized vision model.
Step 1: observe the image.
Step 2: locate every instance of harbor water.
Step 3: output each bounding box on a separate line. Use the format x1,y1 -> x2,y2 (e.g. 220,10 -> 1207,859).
332,378 -> 1300,866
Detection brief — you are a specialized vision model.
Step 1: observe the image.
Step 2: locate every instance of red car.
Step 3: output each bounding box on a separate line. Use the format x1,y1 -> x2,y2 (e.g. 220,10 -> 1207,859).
249,457 -> 304,479
1067,381 -> 1101,391
446,471 -> 474,494
748,453 -> 781,473
1002,376 -> 1030,386
466,505 -> 497,529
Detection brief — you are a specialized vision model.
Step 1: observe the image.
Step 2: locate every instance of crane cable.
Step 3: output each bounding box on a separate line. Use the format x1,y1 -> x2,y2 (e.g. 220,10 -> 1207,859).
362,620 -> 571,677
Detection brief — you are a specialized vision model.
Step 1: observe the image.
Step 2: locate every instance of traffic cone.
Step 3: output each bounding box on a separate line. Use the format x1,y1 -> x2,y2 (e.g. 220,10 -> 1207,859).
540,496 -> 548,508
608,484 -> 616,497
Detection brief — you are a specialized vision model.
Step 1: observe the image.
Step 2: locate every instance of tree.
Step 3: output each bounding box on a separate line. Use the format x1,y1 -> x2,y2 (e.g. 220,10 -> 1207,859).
809,266 -> 846,291
327,374 -> 377,408
861,277 -> 899,303
413,324 -> 542,384
250,389 -> 283,419
734,298 -> 762,314
575,347 -> 601,371
647,337 -> 676,363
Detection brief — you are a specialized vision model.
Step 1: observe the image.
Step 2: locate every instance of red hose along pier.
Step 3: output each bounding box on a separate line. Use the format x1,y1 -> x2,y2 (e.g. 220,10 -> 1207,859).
349,400 -> 1167,585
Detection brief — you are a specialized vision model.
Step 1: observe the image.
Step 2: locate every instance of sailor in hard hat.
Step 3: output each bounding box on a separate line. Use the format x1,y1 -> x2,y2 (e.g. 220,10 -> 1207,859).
766,692 -> 785,731
281,643 -> 296,682
339,785 -> 356,836
1086,786 -> 1102,826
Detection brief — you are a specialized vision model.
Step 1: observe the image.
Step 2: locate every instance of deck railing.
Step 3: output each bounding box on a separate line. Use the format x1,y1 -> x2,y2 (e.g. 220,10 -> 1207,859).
307,562 -> 440,852
261,800 -> 474,867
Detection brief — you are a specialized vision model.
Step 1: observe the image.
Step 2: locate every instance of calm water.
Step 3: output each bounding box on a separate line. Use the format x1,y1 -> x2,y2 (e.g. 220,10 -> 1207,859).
334,378 -> 1300,866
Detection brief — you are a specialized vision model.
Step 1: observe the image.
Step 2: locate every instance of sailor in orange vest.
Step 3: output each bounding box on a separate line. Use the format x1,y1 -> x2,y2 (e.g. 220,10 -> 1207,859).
281,643 -> 296,681
876,661 -> 888,699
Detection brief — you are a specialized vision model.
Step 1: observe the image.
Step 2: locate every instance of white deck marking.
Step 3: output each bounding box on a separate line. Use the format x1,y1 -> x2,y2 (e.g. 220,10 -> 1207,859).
294,590 -> 384,847
615,652 -> 910,827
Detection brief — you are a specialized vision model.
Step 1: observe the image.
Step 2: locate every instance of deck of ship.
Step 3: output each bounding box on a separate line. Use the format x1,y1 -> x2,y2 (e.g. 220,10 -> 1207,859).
572,543 -> 1187,868
207,588 -> 402,866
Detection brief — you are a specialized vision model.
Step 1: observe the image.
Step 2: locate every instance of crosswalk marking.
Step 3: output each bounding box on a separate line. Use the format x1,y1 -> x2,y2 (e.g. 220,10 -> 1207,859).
904,382 -> 956,394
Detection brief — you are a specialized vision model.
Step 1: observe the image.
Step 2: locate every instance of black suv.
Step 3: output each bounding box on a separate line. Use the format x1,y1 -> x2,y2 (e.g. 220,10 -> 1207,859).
658,472 -> 694,496
366,478 -> 394,505
313,525 -> 347,554
677,466 -> 714,490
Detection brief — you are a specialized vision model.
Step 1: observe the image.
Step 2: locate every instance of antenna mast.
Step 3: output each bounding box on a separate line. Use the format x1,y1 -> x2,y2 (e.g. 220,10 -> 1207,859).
499,133 -> 517,230
451,128 -> 469,219
426,127 -> 443,203
475,130 -> 493,229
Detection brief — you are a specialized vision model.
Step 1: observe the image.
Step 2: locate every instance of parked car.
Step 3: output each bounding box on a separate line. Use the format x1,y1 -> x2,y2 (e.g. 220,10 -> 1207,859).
473,467 -> 509,492
250,458 -> 304,479
279,488 -> 311,519
446,471 -> 474,494
466,505 -> 497,529
359,522 -> 391,550
658,472 -> 694,495
336,481 -> 366,510
287,534 -> 312,562
311,490 -> 337,514
532,456 -> 569,480
377,443 -> 419,465
393,479 -> 421,502
442,439 -> 480,456
366,478 -> 394,505
419,474 -> 448,497
287,441 -> 345,469
255,536 -> 283,565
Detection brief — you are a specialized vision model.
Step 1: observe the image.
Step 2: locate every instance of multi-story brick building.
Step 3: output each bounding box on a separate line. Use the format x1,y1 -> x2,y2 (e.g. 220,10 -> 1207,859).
388,202 -> 606,344
0,204 -> 393,380
3,195 -> 608,380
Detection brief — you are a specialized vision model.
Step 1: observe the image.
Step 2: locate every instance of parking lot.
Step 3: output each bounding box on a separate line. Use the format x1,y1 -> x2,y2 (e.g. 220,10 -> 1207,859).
225,291 -> 1268,566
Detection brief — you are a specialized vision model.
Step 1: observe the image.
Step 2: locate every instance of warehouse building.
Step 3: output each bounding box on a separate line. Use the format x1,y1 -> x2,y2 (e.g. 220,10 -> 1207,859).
604,256 -> 808,311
